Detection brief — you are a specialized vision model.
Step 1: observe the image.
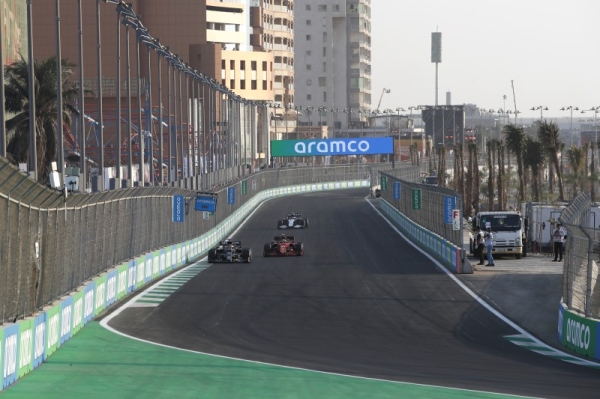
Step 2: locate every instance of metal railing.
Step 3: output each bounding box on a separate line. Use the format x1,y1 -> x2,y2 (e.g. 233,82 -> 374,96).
378,168 -> 464,249
560,192 -> 600,318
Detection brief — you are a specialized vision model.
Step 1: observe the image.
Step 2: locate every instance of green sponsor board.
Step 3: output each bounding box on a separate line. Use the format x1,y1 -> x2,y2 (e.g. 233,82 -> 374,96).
17,319 -> 34,378
381,176 -> 388,191
242,180 -> 247,195
94,274 -> 108,316
72,290 -> 84,335
46,304 -> 61,357
560,310 -> 598,357
117,263 -> 128,300
412,188 -> 422,210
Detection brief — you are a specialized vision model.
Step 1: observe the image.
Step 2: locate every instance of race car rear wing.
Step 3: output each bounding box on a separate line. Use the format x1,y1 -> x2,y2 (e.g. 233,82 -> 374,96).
274,235 -> 295,241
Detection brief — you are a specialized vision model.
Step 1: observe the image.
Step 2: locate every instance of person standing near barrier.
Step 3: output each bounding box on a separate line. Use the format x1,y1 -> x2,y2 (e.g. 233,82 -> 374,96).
485,227 -> 495,266
475,225 -> 486,265
552,223 -> 567,262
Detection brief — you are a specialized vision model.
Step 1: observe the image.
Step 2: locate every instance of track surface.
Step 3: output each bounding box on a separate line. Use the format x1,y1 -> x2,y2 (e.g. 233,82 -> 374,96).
103,189 -> 600,398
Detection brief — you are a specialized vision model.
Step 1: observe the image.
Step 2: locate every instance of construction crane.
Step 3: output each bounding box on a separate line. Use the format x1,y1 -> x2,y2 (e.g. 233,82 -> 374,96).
376,88 -> 391,112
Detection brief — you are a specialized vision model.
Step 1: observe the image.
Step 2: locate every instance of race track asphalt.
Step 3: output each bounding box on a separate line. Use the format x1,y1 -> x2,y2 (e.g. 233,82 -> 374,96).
106,188 -> 600,398
3,188 -> 600,399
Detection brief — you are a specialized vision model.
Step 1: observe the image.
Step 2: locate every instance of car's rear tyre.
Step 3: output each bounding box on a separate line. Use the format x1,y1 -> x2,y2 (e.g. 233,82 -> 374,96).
305,219 -> 309,228
208,248 -> 217,263
242,248 -> 252,263
263,244 -> 271,257
295,242 -> 304,256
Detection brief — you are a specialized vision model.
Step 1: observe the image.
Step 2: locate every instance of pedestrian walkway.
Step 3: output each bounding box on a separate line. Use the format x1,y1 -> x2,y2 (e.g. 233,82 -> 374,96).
460,221 -> 567,349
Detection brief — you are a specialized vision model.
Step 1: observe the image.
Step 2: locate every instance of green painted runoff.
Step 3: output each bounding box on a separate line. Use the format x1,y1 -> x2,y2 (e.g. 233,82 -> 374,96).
0,322 -> 532,399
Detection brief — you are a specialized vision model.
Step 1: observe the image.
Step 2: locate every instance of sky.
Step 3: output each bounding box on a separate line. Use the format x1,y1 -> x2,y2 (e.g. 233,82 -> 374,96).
371,0 -> 600,122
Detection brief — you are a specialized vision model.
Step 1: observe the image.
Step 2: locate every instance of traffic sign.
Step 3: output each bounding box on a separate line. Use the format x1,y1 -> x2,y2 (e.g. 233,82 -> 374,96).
452,209 -> 460,230
242,180 -> 247,195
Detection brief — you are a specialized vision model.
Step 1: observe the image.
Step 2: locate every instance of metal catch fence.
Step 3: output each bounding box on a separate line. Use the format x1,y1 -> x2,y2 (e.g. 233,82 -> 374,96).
560,192 -> 600,318
377,170 -> 464,249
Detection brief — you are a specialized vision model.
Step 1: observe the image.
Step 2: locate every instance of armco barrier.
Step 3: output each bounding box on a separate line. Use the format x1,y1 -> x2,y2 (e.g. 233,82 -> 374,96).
379,199 -> 466,274
558,302 -> 600,360
0,178 -> 369,392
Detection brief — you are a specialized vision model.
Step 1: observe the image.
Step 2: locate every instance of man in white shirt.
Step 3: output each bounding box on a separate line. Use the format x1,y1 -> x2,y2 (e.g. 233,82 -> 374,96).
475,226 -> 486,265
552,223 -> 567,262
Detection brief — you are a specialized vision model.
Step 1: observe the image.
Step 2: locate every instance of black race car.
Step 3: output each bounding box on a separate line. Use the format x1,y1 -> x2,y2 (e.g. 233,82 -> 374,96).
207,239 -> 252,263
277,212 -> 309,229
263,234 -> 304,257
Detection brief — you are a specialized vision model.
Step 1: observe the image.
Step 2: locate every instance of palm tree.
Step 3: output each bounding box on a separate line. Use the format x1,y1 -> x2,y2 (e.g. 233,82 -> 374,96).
471,142 -> 481,213
524,138 -> 545,202
4,55 -> 81,183
581,143 -> 589,194
566,146 -> 583,198
486,141 -> 494,210
503,124 -> 526,205
537,121 -> 564,201
496,140 -> 505,210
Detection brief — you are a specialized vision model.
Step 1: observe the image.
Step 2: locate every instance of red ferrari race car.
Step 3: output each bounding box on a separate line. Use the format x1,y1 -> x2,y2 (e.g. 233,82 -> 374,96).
263,234 -> 304,257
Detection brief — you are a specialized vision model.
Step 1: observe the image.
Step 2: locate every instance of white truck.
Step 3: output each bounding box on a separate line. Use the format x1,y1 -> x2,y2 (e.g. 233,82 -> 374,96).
470,211 -> 527,259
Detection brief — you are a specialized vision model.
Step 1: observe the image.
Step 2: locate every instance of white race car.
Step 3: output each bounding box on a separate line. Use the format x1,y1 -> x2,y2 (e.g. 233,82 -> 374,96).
277,213 -> 309,229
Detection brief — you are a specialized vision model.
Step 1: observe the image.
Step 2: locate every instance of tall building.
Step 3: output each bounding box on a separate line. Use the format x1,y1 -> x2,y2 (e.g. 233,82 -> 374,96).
30,1 -> 285,174
251,0 -> 295,110
295,0 -> 371,136
1,0 -> 28,65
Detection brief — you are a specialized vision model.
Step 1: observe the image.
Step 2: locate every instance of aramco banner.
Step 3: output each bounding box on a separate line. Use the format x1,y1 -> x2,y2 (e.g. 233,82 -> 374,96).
271,137 -> 394,157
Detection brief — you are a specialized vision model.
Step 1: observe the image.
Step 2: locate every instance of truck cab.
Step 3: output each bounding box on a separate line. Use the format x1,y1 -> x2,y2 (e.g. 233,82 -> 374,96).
470,211 -> 527,259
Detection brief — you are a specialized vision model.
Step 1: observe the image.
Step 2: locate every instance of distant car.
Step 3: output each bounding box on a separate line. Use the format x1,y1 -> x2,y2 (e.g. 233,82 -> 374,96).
277,212 -> 309,229
263,234 -> 304,257
208,239 -> 252,263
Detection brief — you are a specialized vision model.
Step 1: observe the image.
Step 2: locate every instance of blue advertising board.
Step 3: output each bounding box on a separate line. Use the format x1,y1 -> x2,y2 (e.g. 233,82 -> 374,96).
444,196 -> 456,224
194,195 -> 216,212
32,313 -> 47,368
393,182 -> 401,200
83,283 -> 95,325
59,297 -> 74,345
106,269 -> 118,308
227,187 -> 235,204
271,137 -> 394,156
1,324 -> 19,389
172,195 -> 185,223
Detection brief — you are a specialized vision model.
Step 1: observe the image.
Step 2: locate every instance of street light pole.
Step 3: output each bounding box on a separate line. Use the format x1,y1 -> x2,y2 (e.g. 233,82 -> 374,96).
560,106 -> 579,147
396,107 -> 405,161
530,105 -> 548,121
581,107 -> 600,162
55,0 -> 64,181
27,0 -> 37,180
